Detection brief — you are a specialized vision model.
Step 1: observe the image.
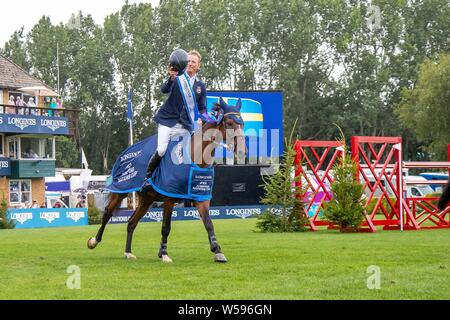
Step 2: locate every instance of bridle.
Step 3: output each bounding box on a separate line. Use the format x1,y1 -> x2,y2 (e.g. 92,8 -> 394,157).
200,112 -> 245,152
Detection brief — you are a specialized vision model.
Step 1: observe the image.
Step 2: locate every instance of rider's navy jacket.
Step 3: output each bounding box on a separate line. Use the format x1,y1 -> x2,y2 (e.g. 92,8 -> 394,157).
156,73 -> 207,132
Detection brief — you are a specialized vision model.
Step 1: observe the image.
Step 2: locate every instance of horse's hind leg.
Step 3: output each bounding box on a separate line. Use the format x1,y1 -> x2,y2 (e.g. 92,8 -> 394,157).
196,201 -> 227,263
124,192 -> 155,259
158,198 -> 176,263
88,193 -> 127,249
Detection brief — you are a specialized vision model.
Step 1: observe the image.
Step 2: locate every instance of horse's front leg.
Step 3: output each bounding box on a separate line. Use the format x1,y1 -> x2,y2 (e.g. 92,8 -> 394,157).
124,192 -> 154,259
88,193 -> 127,249
196,201 -> 227,263
158,198 -> 175,263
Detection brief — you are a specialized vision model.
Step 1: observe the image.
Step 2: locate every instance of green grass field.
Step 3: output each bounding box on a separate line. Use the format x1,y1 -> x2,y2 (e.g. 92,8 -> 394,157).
1,218 -> 449,300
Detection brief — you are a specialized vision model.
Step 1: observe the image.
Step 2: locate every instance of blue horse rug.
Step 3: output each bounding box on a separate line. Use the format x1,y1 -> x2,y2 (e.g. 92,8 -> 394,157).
106,133 -> 214,202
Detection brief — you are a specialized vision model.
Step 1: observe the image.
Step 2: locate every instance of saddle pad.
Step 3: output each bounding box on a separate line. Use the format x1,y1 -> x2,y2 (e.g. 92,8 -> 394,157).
149,135 -> 214,202
106,135 -> 157,193
106,133 -> 214,202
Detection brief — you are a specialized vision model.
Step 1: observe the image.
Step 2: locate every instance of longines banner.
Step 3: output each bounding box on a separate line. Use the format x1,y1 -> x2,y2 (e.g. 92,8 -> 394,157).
0,114 -> 69,135
108,205 -> 277,224
0,157 -> 11,177
7,208 -> 88,229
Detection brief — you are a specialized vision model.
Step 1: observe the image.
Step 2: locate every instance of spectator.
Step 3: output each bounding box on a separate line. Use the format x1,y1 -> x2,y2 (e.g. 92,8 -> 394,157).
23,148 -> 38,159
6,96 -> 16,114
56,98 -> 63,116
49,97 -> 57,116
31,200 -> 39,208
76,194 -> 86,208
16,96 -> 25,115
27,97 -> 38,115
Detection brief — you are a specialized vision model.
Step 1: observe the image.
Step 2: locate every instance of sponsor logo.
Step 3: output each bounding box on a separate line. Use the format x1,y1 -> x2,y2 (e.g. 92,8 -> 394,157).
175,143 -> 183,164
40,119 -> 67,131
183,209 -> 220,219
66,211 -> 85,222
117,163 -> 138,183
226,208 -> 261,219
40,212 -> 60,223
144,210 -> 178,222
10,212 -> 33,224
7,117 -> 36,130
120,150 -> 142,162
110,216 -> 129,223
183,209 -> 201,219
0,161 -> 9,168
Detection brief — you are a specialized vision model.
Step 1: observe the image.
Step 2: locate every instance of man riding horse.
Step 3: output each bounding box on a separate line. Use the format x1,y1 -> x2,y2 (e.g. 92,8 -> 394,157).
142,48 -> 215,190
88,49 -> 246,263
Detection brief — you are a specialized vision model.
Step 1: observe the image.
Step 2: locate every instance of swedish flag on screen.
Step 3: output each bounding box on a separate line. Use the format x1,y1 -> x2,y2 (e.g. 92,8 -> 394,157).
207,96 -> 264,137
206,91 -> 283,159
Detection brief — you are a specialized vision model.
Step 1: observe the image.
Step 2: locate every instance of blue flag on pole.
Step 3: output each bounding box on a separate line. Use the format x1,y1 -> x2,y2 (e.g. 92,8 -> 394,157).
127,88 -> 133,121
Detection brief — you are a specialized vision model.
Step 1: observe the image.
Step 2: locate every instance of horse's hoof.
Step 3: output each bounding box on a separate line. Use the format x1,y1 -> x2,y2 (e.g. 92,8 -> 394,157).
87,238 -> 98,249
161,255 -> 173,263
124,252 -> 137,260
214,253 -> 228,263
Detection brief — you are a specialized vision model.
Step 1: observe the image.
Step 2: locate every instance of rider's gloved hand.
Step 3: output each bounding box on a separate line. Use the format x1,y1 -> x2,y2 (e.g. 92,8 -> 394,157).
199,112 -> 216,124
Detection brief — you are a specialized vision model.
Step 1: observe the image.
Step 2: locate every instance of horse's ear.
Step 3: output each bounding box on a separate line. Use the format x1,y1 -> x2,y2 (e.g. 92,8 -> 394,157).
219,97 -> 227,110
236,98 -> 242,111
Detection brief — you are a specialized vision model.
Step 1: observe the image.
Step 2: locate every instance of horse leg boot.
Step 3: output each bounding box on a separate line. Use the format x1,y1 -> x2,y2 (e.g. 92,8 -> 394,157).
197,201 -> 227,263
141,152 -> 163,191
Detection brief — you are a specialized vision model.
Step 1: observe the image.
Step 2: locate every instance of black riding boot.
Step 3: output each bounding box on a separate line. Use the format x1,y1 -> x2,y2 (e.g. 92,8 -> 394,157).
142,152 -> 163,191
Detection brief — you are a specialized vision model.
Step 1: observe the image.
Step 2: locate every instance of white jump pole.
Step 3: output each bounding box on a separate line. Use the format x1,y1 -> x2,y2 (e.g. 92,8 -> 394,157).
393,143 -> 403,231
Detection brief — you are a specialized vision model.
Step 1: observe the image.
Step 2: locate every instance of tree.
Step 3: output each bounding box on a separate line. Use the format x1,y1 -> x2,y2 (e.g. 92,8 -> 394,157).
0,197 -> 15,229
1,27 -> 30,71
323,129 -> 366,232
2,0 -> 449,172
55,137 -> 80,168
396,53 -> 450,160
256,121 -> 308,232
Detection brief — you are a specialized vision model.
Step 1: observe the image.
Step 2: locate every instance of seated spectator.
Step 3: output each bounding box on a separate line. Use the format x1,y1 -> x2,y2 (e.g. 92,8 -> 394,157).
26,97 -> 38,115
31,200 -> 39,208
15,96 -> 24,115
23,148 -> 39,159
6,96 -> 16,114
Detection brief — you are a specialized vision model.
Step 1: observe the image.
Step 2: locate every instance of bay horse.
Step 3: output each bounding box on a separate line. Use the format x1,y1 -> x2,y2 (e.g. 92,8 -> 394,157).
87,98 -> 246,263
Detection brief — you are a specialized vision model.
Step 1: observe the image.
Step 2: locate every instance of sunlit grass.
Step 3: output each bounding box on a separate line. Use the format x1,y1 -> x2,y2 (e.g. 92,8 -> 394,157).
0,219 -> 449,300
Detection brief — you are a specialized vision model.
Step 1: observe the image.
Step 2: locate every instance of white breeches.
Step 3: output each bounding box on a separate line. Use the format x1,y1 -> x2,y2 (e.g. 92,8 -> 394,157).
157,123 -> 189,156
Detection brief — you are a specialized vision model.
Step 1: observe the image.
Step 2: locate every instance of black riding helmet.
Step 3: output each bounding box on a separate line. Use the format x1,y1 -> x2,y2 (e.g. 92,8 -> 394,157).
169,49 -> 188,73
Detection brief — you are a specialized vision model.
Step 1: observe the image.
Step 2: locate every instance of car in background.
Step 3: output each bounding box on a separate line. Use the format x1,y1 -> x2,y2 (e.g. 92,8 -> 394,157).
419,172 -> 449,192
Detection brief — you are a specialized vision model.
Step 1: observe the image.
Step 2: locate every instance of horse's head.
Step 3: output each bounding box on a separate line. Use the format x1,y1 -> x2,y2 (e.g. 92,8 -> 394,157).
211,97 -> 247,162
